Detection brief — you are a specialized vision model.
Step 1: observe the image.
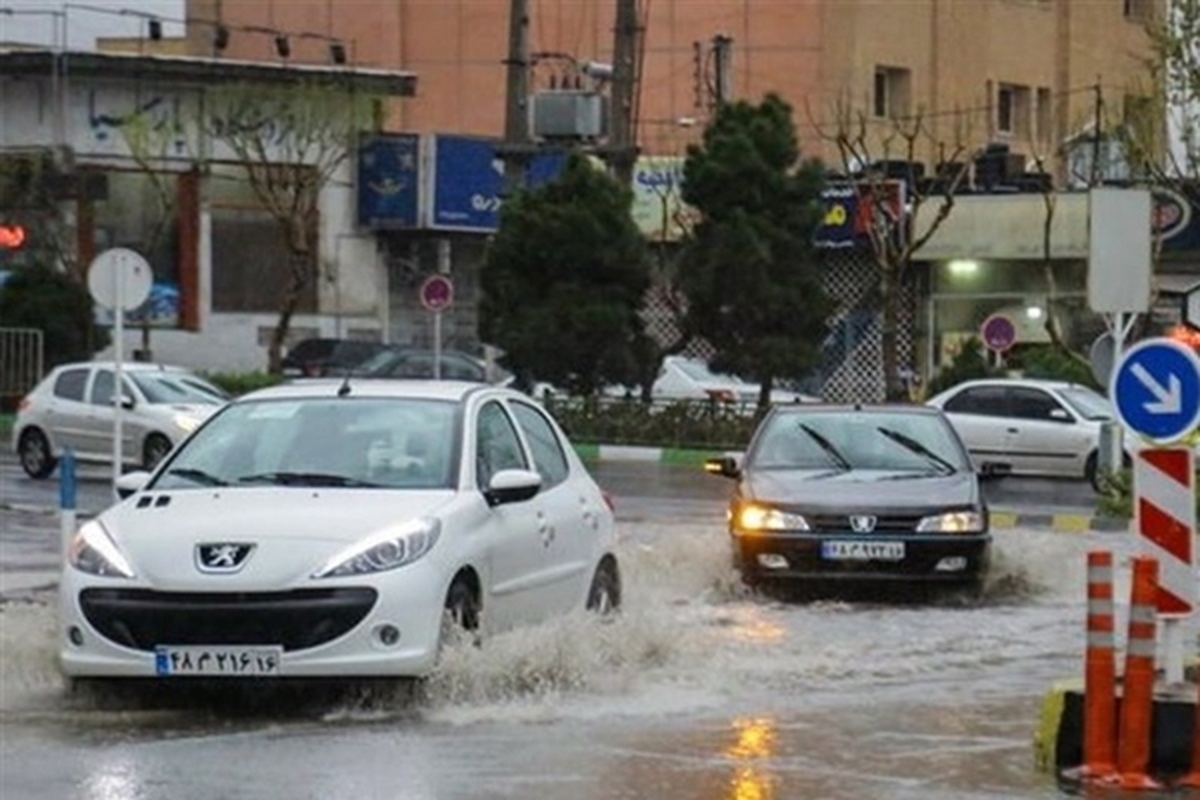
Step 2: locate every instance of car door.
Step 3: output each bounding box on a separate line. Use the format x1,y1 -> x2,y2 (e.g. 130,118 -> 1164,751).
42,367 -> 94,458
1004,386 -> 1092,478
473,399 -> 551,631
938,385 -> 1018,470
508,398 -> 593,612
83,368 -> 143,465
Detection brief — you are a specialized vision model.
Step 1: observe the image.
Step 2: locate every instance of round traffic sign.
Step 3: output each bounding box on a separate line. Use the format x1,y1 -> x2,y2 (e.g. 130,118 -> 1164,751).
419,274 -> 454,312
980,313 -> 1017,353
87,247 -> 152,311
1111,337 -> 1200,444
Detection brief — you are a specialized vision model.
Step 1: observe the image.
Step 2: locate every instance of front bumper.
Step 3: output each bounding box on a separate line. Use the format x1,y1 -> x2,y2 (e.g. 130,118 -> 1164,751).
58,561 -> 449,679
733,531 -> 991,583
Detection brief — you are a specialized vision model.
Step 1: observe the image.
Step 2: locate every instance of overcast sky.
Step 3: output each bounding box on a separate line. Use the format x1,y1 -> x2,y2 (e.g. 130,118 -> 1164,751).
2,0 -> 185,49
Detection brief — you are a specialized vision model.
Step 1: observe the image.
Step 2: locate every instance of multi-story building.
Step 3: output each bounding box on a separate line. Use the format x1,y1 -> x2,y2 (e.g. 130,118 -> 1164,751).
185,0 -> 1159,174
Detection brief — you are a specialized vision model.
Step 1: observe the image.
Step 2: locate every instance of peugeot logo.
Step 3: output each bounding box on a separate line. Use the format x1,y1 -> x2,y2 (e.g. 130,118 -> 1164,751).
849,515 -> 877,534
196,543 -> 255,573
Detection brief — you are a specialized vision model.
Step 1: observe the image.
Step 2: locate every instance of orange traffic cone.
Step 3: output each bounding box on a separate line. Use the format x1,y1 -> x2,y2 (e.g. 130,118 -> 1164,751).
1076,550 -> 1117,781
1108,556 -> 1162,791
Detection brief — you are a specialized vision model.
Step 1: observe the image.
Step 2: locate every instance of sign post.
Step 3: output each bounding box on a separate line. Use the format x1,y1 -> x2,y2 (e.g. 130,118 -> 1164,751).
1111,337 -> 1200,684
87,248 -> 152,497
419,274 -> 454,380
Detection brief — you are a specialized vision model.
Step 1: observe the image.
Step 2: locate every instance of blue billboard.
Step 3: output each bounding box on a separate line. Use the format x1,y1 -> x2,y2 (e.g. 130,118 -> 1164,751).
357,134 -> 421,229
431,135 -> 567,232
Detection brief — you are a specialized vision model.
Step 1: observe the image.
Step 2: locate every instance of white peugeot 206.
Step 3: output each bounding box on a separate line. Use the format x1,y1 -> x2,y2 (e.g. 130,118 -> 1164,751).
59,379 -> 621,685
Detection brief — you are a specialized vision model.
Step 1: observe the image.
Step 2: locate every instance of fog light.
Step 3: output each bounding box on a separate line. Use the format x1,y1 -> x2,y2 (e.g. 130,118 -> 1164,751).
375,624 -> 401,646
757,554 -> 788,570
935,557 -> 967,572
68,626 -> 84,646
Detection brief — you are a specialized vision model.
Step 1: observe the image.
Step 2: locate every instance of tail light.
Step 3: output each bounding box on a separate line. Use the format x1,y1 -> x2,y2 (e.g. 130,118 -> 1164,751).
17,396 -> 31,412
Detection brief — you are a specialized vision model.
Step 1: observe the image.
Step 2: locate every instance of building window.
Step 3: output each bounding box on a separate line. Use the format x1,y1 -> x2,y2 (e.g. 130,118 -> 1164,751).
873,66 -> 912,119
1124,0 -> 1153,20
997,83 -> 1031,137
1036,87 -> 1052,142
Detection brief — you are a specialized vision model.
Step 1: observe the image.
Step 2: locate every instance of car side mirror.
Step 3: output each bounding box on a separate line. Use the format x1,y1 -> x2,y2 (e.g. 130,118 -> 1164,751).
114,394 -> 135,410
1048,408 -> 1072,422
978,461 -> 1012,481
115,470 -> 152,499
704,455 -> 741,479
484,468 -> 542,507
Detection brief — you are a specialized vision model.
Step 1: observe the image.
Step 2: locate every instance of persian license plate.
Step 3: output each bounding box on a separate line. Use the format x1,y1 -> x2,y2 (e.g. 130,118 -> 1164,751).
155,646 -> 282,676
821,540 -> 905,561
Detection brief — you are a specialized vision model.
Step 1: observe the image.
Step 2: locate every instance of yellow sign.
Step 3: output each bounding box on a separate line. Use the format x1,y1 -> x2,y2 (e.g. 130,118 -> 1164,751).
629,156 -> 699,242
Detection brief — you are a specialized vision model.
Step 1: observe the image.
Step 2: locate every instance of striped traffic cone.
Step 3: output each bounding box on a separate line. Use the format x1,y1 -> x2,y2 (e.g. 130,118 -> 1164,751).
1109,556 -> 1162,790
1076,550 -> 1117,781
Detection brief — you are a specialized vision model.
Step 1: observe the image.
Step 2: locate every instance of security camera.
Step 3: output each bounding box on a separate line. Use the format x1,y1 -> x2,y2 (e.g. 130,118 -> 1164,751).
580,61 -> 614,80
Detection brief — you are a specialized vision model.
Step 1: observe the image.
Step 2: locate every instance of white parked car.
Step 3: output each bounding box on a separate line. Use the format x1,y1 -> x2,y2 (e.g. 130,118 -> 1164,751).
13,361 -> 229,479
608,355 -> 817,406
925,377 -> 1122,489
58,379 -> 620,684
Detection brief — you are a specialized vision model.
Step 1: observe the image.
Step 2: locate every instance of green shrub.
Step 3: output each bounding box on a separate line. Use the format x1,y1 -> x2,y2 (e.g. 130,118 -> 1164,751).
1096,466 -> 1200,520
0,264 -> 109,368
545,396 -> 759,450
203,371 -> 285,396
1019,345 -> 1099,390
926,337 -> 1001,397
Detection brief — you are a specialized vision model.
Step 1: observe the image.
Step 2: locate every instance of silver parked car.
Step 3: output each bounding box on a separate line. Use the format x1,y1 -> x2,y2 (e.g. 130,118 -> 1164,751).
13,361 -> 229,479
925,377 -> 1121,490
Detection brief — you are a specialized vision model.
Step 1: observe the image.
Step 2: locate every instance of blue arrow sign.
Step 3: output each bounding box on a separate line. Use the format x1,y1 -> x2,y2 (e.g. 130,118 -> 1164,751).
1111,337 -> 1200,443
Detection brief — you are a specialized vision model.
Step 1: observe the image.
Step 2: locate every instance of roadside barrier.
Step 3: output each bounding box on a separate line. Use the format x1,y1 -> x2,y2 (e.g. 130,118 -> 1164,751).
59,448 -> 76,561
1111,556 -> 1162,790
1077,549 -> 1117,781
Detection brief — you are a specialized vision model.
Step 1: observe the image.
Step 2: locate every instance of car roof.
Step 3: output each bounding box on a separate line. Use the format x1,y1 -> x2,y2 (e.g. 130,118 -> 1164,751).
51,361 -> 196,374
769,402 -> 946,415
240,378 -> 500,403
941,377 -> 1086,391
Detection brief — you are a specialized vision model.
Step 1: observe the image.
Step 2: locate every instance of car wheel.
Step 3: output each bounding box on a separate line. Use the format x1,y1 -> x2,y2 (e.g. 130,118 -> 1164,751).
441,576 -> 481,649
586,557 -> 622,614
142,433 -> 172,471
17,428 -> 57,479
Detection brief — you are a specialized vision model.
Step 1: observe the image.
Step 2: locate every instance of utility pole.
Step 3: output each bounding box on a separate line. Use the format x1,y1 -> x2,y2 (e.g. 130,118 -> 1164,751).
608,0 -> 641,186
501,0 -> 531,195
711,34 -> 733,107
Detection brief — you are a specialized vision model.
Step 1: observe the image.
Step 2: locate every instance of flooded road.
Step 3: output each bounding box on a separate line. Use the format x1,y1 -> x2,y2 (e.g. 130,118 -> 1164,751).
0,504 -> 1130,800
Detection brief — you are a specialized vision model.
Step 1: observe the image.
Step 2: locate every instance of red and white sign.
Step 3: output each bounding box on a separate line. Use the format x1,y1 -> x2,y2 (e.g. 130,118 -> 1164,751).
419,274 -> 454,312
1134,447 -> 1196,616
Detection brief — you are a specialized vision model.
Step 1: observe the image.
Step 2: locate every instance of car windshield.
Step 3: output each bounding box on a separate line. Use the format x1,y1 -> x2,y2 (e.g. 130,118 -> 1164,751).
1057,386 -> 1112,420
674,358 -> 742,385
150,397 -> 461,490
129,372 -> 229,406
749,409 -> 971,474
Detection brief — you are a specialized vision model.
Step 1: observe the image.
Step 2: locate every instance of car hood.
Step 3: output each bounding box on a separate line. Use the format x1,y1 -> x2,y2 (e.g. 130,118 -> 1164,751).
98,488 -> 455,589
742,469 -> 980,513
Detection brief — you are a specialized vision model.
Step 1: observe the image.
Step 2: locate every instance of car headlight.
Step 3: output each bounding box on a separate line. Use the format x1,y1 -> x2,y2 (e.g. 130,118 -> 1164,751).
173,414 -> 201,433
313,518 -> 442,578
735,504 -> 810,533
68,521 -> 136,578
916,511 -> 985,533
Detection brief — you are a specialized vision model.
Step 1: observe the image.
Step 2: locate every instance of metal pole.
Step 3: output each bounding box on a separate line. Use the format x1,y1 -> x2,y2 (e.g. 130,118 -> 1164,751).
609,0 -> 641,186
433,310 -> 442,380
59,448 -> 76,560
112,256 -> 124,497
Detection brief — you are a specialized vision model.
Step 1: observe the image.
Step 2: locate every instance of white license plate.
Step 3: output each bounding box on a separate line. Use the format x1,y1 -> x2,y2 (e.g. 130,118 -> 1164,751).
821,540 -> 905,561
155,646 -> 282,676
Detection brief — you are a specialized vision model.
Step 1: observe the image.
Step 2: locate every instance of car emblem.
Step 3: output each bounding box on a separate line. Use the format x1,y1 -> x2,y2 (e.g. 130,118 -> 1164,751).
849,515 -> 877,533
196,543 -> 255,573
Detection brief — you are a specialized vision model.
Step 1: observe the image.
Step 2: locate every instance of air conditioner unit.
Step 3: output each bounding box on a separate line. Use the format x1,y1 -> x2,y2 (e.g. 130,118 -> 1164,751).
530,91 -> 608,141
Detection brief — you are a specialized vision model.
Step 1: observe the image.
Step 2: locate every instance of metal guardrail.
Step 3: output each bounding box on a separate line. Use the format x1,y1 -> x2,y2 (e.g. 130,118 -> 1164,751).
0,327 -> 44,407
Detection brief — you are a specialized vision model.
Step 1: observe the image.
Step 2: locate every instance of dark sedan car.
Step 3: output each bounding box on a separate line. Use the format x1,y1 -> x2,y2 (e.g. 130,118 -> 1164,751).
705,404 -> 1009,593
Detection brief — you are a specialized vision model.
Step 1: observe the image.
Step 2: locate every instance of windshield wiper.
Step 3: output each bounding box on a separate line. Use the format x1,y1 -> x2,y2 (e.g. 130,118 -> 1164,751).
875,427 -> 957,475
165,467 -> 228,487
797,424 -> 853,471
236,472 -> 384,488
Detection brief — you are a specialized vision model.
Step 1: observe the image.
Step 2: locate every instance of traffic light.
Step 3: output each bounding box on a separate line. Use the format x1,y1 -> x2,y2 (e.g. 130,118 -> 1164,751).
0,224 -> 26,250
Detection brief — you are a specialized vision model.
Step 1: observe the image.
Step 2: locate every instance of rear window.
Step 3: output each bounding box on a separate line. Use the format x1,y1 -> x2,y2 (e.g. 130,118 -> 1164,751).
286,339 -> 338,361
52,368 -> 89,401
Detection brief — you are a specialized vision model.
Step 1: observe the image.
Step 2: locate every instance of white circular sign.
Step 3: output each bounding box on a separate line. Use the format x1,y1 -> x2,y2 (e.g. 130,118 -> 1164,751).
88,247 -> 153,311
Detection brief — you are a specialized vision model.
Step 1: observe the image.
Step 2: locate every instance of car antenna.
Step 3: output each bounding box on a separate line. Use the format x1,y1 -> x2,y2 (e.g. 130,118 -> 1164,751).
337,370 -> 353,397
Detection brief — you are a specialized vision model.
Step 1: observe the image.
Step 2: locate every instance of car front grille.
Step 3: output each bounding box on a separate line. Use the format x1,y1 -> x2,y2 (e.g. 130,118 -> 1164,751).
805,514 -> 924,533
80,587 -> 378,652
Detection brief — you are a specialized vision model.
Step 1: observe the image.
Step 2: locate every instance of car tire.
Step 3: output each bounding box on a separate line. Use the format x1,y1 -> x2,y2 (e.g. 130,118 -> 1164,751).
142,433 -> 173,471
17,428 -> 57,479
441,576 -> 481,649
586,557 -> 622,615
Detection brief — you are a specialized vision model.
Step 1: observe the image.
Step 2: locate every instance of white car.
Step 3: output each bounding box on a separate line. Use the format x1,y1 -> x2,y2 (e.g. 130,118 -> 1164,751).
13,361 -> 229,479
925,377 -> 1121,488
59,379 -> 620,683
609,355 -> 816,406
